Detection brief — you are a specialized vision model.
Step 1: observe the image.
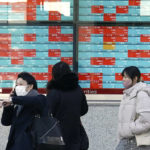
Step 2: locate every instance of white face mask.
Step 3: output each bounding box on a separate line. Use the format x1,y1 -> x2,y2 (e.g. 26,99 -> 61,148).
15,85 -> 29,96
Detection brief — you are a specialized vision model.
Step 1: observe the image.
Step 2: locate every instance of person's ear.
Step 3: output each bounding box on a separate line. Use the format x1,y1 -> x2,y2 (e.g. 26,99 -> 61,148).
133,76 -> 138,83
27,84 -> 33,91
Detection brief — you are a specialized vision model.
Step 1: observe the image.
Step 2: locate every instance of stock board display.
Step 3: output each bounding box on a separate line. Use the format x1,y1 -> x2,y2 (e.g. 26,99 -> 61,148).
0,0 -> 73,22
0,26 -> 73,89
0,0 -> 150,94
78,26 -> 150,92
79,0 -> 150,22
1,25 -> 150,93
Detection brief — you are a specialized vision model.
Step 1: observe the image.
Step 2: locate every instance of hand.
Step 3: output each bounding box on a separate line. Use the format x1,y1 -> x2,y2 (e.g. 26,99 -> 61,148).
2,99 -> 12,107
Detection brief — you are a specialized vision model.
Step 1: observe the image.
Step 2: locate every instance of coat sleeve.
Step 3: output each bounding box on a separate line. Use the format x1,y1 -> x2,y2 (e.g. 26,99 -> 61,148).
130,91 -> 150,135
80,88 -> 88,116
1,105 -> 14,126
12,95 -> 46,112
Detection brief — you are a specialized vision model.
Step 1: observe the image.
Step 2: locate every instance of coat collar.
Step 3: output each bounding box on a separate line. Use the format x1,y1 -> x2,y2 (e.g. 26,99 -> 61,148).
47,73 -> 78,91
27,89 -> 39,96
123,82 -> 148,99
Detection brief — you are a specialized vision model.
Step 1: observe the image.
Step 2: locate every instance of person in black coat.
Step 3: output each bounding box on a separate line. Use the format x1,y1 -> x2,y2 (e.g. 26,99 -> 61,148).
1,72 -> 47,150
46,61 -> 88,150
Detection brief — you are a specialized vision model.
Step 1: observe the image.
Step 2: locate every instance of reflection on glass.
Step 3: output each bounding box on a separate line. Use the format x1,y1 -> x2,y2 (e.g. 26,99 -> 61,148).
0,0 -> 73,23
44,2 -> 70,17
0,0 -> 27,23
140,1 -> 150,16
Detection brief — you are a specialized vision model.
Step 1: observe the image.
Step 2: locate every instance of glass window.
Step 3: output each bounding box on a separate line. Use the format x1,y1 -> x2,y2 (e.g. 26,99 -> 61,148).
78,26 -> 150,93
0,25 -> 73,89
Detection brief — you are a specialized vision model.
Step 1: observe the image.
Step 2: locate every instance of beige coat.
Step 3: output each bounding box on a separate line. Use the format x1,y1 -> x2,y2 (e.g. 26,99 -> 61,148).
118,82 -> 150,145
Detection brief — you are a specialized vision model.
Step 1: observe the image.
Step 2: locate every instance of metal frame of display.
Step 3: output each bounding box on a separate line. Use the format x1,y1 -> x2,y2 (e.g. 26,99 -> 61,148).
73,0 -> 79,73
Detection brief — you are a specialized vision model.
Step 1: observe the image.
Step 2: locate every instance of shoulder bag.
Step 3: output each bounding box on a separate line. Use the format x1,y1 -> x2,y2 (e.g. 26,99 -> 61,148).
31,114 -> 65,150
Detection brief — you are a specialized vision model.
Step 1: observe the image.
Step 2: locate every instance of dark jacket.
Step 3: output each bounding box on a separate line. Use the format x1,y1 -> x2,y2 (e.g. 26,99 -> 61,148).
47,73 -> 88,150
1,90 -> 47,150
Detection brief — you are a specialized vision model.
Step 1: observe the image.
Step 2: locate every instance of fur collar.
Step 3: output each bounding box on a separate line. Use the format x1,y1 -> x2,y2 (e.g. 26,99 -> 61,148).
47,73 -> 78,91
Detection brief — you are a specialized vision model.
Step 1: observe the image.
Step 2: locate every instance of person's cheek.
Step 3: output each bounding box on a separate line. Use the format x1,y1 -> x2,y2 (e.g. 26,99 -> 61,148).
123,79 -> 132,89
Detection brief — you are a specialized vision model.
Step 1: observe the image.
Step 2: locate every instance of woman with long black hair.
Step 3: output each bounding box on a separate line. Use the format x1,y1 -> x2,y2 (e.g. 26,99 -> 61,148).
46,61 -> 88,150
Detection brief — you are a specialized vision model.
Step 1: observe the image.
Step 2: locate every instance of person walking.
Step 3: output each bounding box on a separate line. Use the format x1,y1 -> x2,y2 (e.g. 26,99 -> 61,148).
46,61 -> 88,150
116,66 -> 150,150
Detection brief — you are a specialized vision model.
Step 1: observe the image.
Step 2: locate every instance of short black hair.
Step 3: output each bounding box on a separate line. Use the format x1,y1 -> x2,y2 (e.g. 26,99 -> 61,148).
121,66 -> 141,82
52,61 -> 71,80
17,72 -> 38,90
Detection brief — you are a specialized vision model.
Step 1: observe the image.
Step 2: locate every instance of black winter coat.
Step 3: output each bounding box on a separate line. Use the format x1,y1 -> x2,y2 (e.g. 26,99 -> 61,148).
47,73 -> 88,150
1,94 -> 46,150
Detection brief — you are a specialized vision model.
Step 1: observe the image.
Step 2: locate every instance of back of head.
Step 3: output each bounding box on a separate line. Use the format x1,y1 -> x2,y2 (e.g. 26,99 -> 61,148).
47,61 -> 78,92
17,72 -> 38,90
52,61 -> 71,80
121,66 -> 141,82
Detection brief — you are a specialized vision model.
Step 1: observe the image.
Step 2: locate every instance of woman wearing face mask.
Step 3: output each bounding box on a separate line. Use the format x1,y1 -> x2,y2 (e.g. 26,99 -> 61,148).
116,66 -> 150,150
1,72 -> 47,150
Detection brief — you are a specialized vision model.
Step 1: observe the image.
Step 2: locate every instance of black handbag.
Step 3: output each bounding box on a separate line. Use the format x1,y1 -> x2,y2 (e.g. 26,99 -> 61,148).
80,124 -> 89,150
31,114 -> 65,150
